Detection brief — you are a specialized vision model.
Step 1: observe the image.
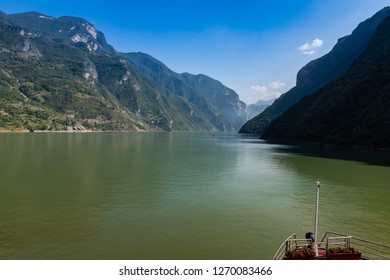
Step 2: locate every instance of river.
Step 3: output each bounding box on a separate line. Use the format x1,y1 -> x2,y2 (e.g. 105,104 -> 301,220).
0,132 -> 389,259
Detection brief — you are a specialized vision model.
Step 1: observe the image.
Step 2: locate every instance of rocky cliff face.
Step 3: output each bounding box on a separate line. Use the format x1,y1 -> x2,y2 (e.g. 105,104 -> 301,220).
6,12 -> 116,54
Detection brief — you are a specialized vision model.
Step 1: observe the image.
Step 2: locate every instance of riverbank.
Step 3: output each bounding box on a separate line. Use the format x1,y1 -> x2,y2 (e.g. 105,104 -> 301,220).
0,128 -> 92,133
0,125 -> 130,133
0,129 -> 30,133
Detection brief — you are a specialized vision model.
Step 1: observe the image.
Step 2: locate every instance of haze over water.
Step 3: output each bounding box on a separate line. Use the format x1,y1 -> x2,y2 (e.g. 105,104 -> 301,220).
0,133 -> 389,259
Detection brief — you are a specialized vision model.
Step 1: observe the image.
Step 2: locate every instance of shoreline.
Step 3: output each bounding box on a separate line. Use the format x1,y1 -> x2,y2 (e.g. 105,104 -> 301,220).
0,129 -> 139,133
0,126 -> 147,133
0,129 -> 206,133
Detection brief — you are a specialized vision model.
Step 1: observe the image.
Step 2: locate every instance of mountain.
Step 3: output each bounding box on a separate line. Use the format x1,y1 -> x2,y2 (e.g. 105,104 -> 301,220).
239,7 -> 390,135
0,14 -> 149,131
246,99 -> 274,120
0,11 -> 246,132
123,52 -> 247,131
262,14 -> 390,149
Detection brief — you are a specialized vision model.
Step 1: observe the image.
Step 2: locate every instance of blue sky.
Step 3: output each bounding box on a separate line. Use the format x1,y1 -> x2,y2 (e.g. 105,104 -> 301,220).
1,0 -> 389,104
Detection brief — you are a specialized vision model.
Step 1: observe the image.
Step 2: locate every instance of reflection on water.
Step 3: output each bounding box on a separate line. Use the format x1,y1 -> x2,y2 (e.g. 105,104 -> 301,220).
0,133 -> 389,259
270,142 -> 390,167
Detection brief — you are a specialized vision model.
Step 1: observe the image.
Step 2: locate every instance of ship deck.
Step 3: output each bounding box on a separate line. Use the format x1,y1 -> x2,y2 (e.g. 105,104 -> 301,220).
274,232 -> 389,260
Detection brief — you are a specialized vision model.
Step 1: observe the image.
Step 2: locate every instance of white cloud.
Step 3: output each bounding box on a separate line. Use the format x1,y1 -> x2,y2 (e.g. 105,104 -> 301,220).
298,42 -> 310,51
250,85 -> 268,94
298,38 -> 323,55
249,81 -> 285,102
268,81 -> 286,90
311,38 -> 323,48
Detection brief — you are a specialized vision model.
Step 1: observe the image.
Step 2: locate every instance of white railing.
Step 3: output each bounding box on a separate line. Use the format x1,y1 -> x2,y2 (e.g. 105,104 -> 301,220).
319,231 -> 390,260
273,234 -> 314,260
273,231 -> 390,260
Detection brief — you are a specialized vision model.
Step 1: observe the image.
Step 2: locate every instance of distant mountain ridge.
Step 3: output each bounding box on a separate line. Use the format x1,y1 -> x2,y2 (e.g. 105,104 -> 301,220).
246,99 -> 274,120
262,13 -> 390,149
239,7 -> 390,135
123,52 -> 247,131
0,11 -> 246,132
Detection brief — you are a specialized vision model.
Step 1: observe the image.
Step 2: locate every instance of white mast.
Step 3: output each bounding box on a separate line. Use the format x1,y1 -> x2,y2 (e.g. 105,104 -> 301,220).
313,181 -> 320,257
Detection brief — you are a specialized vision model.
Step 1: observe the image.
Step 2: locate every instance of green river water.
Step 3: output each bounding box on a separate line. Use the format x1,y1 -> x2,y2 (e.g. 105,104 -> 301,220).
0,132 -> 389,259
